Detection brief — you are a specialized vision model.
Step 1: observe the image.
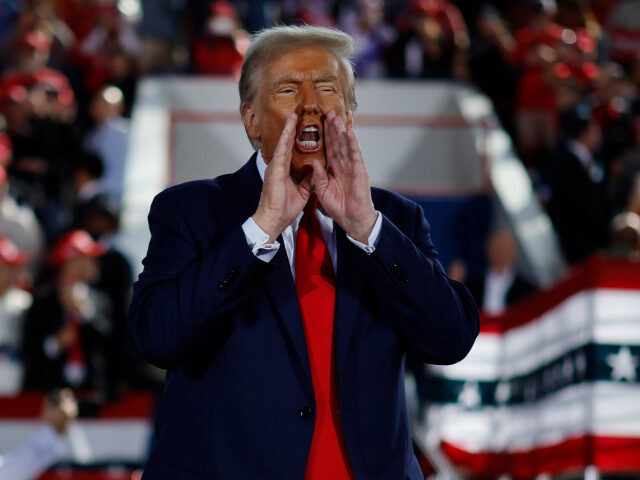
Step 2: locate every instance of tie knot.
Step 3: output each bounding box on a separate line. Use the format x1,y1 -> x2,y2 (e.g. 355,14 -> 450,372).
304,194 -> 319,216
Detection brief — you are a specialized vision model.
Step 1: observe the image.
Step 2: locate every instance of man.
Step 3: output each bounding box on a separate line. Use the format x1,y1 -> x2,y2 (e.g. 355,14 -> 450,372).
546,103 -> 609,264
466,228 -> 537,315
22,230 -> 111,391
129,25 -> 479,480
0,389 -> 77,480
0,236 -> 32,394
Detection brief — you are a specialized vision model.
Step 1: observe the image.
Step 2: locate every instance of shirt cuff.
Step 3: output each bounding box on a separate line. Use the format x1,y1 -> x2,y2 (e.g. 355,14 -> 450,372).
346,211 -> 382,254
242,217 -> 280,263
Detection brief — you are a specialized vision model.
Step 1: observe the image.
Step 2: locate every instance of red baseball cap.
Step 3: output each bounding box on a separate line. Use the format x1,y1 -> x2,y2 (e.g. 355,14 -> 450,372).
209,0 -> 237,18
0,237 -> 29,266
50,230 -> 106,265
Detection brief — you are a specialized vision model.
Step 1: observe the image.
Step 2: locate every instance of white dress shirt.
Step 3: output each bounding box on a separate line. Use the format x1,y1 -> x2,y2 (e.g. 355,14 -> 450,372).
241,151 -> 382,278
482,267 -> 516,316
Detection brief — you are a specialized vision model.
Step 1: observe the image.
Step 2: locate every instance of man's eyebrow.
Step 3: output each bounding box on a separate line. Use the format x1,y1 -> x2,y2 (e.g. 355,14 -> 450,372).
271,77 -> 300,89
313,75 -> 339,83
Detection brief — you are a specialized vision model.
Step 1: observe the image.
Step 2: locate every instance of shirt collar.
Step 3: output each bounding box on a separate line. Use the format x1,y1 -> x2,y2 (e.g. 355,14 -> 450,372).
256,150 -> 267,182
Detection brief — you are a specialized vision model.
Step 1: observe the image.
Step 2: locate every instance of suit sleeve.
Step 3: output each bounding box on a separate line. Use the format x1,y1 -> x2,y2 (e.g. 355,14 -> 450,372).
128,190 -> 272,369
356,201 -> 479,365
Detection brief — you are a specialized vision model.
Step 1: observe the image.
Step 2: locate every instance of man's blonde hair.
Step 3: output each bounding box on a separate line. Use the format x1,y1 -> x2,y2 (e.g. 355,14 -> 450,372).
239,25 -> 357,150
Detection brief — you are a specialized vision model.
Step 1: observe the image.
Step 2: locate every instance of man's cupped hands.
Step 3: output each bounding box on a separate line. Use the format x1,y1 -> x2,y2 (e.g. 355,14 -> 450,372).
252,111 -> 378,244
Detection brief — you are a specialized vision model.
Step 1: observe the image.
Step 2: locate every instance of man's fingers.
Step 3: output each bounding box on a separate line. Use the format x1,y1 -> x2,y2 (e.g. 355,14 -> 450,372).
297,171 -> 314,198
311,158 -> 329,195
270,113 -> 297,173
331,112 -> 346,134
346,128 -> 365,167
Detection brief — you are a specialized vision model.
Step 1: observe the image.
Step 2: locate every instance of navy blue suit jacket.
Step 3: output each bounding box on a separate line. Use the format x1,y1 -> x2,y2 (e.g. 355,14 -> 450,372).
129,155 -> 479,479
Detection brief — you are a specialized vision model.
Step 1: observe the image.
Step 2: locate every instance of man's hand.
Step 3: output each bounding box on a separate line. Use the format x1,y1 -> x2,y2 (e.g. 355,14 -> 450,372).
252,113 -> 314,242
313,111 -> 377,244
42,389 -> 78,435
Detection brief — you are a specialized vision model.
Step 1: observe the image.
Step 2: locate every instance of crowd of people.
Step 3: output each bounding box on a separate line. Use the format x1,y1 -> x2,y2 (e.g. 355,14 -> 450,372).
0,0 -> 639,397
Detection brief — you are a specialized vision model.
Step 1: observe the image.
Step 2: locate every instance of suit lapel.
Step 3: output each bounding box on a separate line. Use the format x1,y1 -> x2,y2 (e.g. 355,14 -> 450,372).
230,155 -> 313,391
262,246 -> 313,392
334,225 -> 364,370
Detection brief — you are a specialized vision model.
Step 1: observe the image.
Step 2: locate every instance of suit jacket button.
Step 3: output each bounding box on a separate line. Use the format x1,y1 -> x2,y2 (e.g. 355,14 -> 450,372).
299,406 -> 313,419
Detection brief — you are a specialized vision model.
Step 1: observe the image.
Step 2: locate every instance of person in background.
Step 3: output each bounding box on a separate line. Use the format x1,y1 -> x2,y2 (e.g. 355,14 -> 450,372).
0,165 -> 45,281
21,229 -> 112,392
507,0 -> 563,167
546,103 -> 610,264
84,86 -> 128,206
338,0 -> 396,79
72,151 -> 104,220
606,211 -> 640,260
76,194 -> 137,394
0,389 -> 78,480
388,0 -> 469,80
466,228 -> 537,315
0,236 -> 31,395
74,0 -> 139,94
191,0 -> 249,77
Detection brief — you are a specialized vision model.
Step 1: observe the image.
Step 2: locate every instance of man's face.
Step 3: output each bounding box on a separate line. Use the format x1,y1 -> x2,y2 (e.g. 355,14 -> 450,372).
242,46 -> 353,180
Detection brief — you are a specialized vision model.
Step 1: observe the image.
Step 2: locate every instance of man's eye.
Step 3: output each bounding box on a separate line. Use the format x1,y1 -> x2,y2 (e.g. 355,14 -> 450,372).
318,86 -> 335,93
279,88 -> 295,94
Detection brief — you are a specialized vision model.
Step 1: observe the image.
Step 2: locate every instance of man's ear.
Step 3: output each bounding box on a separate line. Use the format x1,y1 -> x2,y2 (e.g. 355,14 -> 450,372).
345,108 -> 354,130
241,102 -> 260,141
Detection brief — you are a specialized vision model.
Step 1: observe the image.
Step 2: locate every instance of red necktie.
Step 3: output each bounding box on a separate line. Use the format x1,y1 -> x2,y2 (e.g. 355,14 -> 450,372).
295,195 -> 353,480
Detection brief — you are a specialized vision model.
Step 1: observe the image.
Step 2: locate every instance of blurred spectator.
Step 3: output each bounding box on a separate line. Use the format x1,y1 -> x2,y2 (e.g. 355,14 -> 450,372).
77,195 -> 135,393
338,0 -> 395,79
0,29 -> 80,243
0,389 -> 77,480
606,211 -> 640,260
469,4 -> 518,133
191,0 -> 249,77
607,0 -> 640,67
2,0 -> 75,70
555,0 -> 602,38
507,0 -> 563,166
591,63 -> 636,167
57,0 -> 103,43
388,0 -> 470,80
0,237 -> 31,395
21,230 -> 112,391
84,86 -> 128,206
0,30 -> 74,104
551,26 -> 598,106
72,151 -> 105,226
280,0 -> 337,27
466,228 -> 537,315
546,103 -> 610,264
137,0 -> 184,74
0,165 -> 45,280
72,0 -> 139,101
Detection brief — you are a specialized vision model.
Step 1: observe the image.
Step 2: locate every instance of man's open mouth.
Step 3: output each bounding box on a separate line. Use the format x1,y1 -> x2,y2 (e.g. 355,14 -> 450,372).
295,123 -> 323,153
